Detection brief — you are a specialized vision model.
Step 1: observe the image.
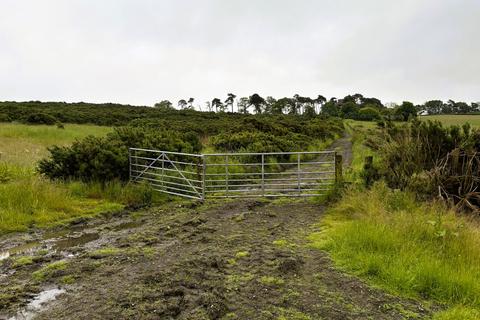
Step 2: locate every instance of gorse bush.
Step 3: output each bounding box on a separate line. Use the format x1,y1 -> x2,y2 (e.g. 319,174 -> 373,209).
22,112 -> 58,125
0,113 -> 9,122
38,127 -> 201,182
212,117 -> 343,153
357,107 -> 381,121
212,131 -> 309,153
366,120 -> 480,211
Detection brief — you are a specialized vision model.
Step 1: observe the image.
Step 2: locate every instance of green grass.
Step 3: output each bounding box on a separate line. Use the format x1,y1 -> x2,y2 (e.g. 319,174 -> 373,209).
0,174 -> 124,233
420,115 -> 480,128
12,256 -> 34,268
32,260 -> 68,281
260,276 -> 285,286
344,120 -> 380,183
0,123 -> 162,234
434,306 -> 480,320
0,169 -> 162,234
310,182 -> 480,317
0,123 -> 111,166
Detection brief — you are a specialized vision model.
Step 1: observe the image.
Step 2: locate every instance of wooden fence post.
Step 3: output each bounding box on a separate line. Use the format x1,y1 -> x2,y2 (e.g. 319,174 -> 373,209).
335,154 -> 343,184
364,156 -> 374,187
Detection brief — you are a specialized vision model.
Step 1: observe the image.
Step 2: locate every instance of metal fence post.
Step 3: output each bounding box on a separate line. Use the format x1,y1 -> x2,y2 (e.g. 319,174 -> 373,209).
161,152 -> 165,190
202,155 -> 206,200
128,148 -> 132,181
225,155 -> 229,198
261,154 -> 265,196
297,153 -> 301,194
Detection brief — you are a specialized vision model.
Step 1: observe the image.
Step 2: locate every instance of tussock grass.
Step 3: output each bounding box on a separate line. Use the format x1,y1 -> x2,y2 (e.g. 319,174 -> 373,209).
434,305 -> 480,320
0,175 -> 123,233
0,162 -> 158,234
68,180 -> 166,207
310,182 -> 480,315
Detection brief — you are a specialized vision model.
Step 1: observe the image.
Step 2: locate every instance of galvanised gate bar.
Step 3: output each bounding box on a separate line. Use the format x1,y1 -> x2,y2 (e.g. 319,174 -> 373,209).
129,148 -> 341,200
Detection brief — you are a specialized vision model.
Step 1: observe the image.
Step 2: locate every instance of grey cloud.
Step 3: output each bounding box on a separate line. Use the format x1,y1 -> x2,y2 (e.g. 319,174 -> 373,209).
0,0 -> 478,106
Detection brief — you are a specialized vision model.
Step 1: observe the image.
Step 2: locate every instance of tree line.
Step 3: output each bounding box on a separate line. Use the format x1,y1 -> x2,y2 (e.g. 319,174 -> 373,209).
1,94 -> 478,127
156,93 -> 480,119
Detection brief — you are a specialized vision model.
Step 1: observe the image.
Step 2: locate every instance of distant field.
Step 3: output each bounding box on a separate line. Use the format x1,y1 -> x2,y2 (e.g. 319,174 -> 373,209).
0,123 -> 111,166
420,115 -> 480,128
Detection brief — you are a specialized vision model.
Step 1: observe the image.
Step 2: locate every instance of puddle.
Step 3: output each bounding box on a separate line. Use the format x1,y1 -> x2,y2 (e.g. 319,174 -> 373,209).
0,242 -> 41,262
0,233 -> 100,262
8,288 -> 65,320
43,224 -> 89,240
52,233 -> 100,251
0,251 -> 10,261
113,221 -> 143,231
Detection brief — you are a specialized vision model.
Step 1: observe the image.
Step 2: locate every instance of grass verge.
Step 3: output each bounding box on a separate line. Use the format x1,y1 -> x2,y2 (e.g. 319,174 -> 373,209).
0,163 -> 160,234
310,182 -> 480,317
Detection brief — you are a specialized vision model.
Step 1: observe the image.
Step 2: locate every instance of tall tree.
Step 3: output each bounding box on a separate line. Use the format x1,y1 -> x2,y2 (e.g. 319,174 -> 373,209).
153,100 -> 173,110
264,96 -> 277,114
225,93 -> 237,113
212,98 -> 223,113
271,97 -> 294,114
315,95 -> 327,114
187,98 -> 195,109
395,101 -> 417,121
352,93 -> 364,104
321,100 -> 340,117
178,99 -> 187,109
472,102 -> 480,112
248,94 -> 266,114
454,101 -> 471,114
237,97 -> 249,114
424,100 -> 443,115
293,94 -> 302,114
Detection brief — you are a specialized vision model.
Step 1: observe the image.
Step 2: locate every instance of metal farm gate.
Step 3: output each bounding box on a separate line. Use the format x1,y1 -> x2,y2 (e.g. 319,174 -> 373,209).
129,148 -> 341,200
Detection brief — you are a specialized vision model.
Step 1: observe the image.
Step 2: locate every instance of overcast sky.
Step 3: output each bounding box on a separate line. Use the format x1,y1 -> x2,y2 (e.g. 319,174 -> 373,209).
0,0 -> 479,107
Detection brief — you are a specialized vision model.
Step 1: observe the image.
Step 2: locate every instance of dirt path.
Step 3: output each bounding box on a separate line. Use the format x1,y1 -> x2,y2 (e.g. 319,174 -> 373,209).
0,135 -> 432,319
329,134 -> 353,167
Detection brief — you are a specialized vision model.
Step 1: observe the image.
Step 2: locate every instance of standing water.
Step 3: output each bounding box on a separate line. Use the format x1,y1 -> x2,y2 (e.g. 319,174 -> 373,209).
8,288 -> 65,320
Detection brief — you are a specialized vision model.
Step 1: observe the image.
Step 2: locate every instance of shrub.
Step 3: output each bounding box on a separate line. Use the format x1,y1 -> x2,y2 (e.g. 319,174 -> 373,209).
212,131 -> 305,153
356,107 -> 381,121
366,120 -> 480,211
22,112 -> 58,125
0,113 -> 9,122
374,120 -> 478,188
38,127 -> 201,182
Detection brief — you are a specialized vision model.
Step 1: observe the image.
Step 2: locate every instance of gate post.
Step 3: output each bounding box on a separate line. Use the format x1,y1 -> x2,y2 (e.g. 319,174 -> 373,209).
261,154 -> 265,196
335,153 -> 343,184
161,153 -> 165,190
128,148 -> 132,181
297,153 -> 301,194
225,155 -> 229,198
202,155 -> 206,200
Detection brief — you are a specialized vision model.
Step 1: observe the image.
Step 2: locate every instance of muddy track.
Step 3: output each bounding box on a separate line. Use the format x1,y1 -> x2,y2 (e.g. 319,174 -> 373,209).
0,136 -> 432,319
